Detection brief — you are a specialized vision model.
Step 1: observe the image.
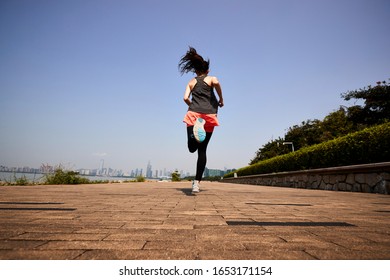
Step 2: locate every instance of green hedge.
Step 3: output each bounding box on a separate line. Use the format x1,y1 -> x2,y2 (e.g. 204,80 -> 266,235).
224,122 -> 390,178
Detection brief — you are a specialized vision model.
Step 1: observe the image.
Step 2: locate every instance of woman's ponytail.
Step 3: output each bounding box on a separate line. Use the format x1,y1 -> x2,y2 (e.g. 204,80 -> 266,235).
179,47 -> 210,75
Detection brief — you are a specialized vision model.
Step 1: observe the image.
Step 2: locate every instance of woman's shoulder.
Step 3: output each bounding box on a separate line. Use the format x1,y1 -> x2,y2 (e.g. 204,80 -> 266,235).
187,77 -> 197,89
190,75 -> 219,88
206,75 -> 218,80
205,75 -> 219,86
188,77 -> 197,84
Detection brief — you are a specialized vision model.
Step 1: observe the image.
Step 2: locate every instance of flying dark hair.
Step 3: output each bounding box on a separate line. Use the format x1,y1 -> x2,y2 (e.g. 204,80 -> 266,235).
178,47 -> 210,75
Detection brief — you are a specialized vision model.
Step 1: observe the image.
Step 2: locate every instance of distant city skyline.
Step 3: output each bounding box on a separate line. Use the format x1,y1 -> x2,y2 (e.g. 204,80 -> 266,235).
0,161 -> 190,178
0,161 -> 234,179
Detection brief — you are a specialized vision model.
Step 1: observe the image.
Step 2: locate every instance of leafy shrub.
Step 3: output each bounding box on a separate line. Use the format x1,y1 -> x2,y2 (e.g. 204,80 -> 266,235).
136,175 -> 145,182
225,122 -> 390,178
45,169 -> 90,185
1,174 -> 32,186
171,170 -> 181,182
15,175 -> 30,186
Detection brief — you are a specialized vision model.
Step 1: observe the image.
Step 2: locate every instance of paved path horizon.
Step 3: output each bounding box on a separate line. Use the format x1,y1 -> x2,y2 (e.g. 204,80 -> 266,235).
0,181 -> 389,260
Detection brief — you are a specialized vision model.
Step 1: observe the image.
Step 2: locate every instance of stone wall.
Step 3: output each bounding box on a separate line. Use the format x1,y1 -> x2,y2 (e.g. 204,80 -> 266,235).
223,162 -> 390,194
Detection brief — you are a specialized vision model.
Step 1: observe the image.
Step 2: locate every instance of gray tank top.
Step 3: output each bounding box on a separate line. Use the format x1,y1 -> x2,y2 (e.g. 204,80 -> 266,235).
188,76 -> 219,114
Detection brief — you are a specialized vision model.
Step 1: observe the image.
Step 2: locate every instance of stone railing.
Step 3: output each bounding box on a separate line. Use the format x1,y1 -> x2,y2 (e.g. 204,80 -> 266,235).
222,162 -> 390,194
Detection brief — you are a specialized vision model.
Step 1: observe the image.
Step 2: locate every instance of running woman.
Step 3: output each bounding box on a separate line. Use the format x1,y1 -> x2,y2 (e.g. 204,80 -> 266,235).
178,47 -> 224,194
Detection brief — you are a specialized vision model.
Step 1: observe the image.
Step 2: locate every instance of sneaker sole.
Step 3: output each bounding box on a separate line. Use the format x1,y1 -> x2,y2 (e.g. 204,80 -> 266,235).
193,118 -> 206,143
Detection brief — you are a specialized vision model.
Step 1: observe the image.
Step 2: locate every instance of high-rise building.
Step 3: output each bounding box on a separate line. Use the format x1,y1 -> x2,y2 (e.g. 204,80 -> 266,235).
146,161 -> 153,178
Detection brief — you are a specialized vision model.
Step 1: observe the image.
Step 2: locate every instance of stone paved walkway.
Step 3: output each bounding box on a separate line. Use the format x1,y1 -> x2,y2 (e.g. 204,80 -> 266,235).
0,182 -> 389,260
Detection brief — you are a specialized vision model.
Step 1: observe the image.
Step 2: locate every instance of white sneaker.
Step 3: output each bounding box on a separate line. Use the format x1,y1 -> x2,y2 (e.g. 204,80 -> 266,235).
192,180 -> 200,194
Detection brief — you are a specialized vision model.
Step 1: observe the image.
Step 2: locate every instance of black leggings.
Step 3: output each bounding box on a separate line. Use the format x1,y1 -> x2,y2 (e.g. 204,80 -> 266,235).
187,126 -> 213,181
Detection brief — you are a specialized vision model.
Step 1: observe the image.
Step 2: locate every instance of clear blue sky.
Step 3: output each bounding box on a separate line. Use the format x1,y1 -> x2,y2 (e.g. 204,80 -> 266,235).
1,0 -> 389,174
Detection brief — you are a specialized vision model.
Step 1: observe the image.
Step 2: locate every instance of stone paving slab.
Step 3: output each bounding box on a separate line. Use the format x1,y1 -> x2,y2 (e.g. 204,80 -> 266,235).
0,181 -> 389,260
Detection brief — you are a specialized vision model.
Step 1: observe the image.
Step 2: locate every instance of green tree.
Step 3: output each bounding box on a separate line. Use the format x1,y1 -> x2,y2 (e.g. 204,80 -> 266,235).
342,80 -> 390,125
250,137 -> 288,164
320,107 -> 355,141
284,119 -> 323,150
